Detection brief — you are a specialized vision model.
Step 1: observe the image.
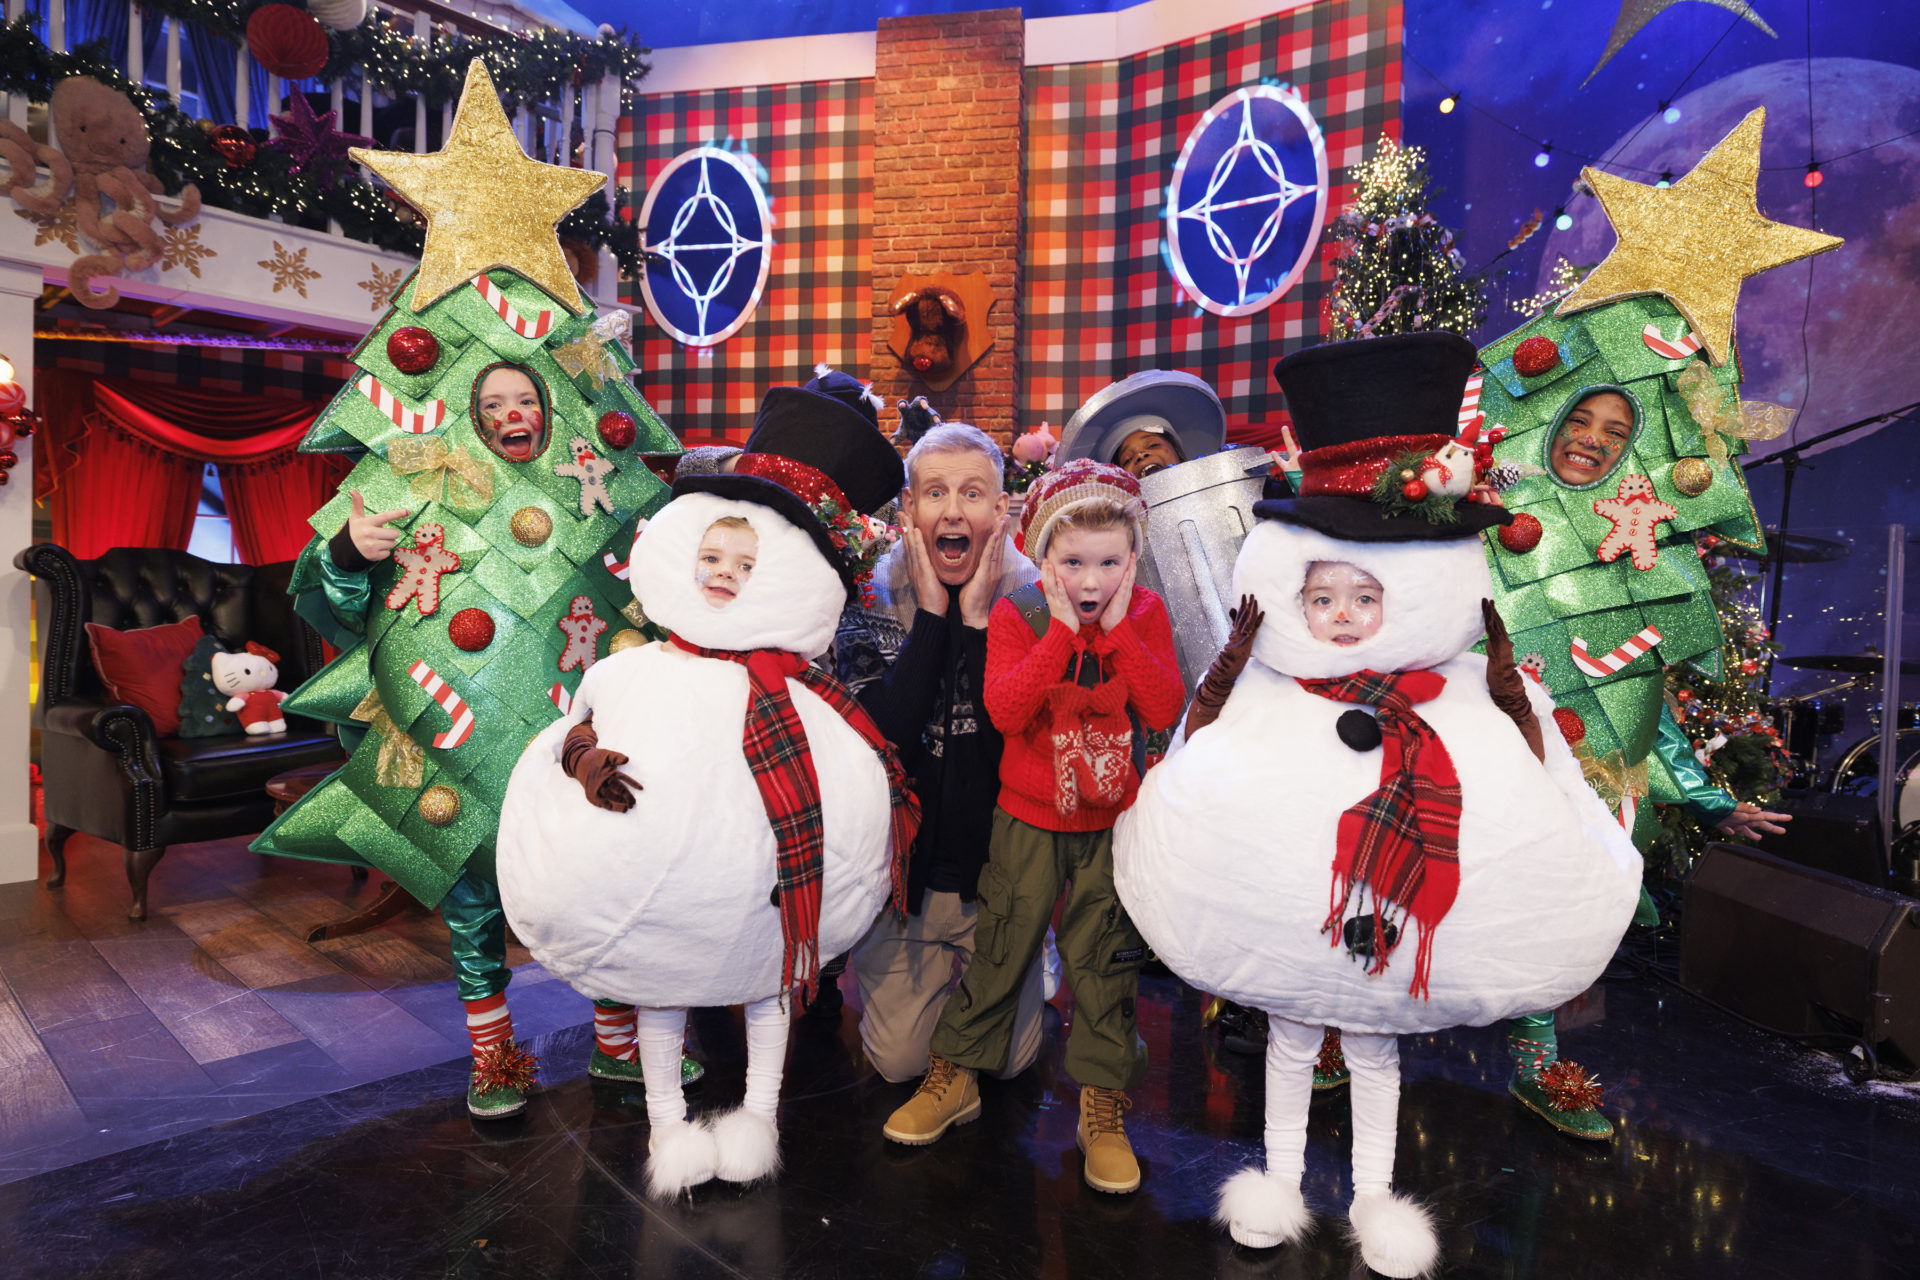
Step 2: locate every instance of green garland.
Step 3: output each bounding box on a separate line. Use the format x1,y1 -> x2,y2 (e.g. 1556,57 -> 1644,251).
0,19 -> 645,272
1368,446 -> 1463,525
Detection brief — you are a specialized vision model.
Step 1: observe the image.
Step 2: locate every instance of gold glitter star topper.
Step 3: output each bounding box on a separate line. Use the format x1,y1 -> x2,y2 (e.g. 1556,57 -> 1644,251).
351,61 -> 607,315
1555,107 -> 1842,366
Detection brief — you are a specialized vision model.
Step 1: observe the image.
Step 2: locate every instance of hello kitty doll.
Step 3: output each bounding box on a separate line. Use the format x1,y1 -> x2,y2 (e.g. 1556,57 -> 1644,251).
211,642 -> 288,735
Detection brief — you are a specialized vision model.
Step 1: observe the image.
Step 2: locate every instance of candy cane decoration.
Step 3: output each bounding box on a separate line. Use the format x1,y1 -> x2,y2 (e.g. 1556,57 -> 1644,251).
407,659 -> 475,749
1570,625 -> 1663,678
357,374 -> 447,434
1616,793 -> 1638,833
601,551 -> 630,581
549,682 -> 572,715
473,275 -> 554,340
1641,325 -> 1702,361
1458,372 -> 1483,431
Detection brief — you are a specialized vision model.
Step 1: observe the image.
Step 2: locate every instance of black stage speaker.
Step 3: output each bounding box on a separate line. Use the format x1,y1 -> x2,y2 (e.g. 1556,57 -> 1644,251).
1680,842 -> 1920,1071
1753,788 -> 1886,888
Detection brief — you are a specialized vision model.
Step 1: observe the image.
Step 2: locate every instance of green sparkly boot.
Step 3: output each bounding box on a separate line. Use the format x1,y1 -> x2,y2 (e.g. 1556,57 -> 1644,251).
468,1042 -> 538,1119
587,1049 -> 706,1086
1313,1026 -> 1351,1091
1507,1014 -> 1612,1140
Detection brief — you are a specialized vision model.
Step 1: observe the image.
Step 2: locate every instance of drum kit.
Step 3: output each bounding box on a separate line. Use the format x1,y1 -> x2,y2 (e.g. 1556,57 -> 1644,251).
1717,532 -> 1919,838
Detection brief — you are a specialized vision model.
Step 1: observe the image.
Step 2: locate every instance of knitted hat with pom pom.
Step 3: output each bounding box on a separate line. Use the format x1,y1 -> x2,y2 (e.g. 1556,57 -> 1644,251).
1019,459 -> 1148,561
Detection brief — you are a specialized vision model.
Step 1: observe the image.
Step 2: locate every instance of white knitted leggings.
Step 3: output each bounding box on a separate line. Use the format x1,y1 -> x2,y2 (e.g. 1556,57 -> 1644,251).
636,997 -> 792,1127
1264,1017 -> 1401,1197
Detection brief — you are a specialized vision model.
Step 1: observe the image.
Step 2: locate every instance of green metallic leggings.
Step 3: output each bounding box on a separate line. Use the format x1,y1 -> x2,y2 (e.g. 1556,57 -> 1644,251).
441,866 -> 511,1004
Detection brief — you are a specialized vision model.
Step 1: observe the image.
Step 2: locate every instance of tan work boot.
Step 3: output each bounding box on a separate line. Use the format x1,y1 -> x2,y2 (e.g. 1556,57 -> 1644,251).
882,1055 -> 981,1145
1077,1085 -> 1141,1193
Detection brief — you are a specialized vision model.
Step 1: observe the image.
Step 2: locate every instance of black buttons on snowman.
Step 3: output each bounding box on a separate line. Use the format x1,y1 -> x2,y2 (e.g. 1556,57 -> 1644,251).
1342,915 -> 1400,960
1337,709 -> 1382,752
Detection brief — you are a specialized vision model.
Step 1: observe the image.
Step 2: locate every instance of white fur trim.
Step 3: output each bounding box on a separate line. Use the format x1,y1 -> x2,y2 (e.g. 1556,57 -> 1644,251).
1215,1167 -> 1313,1249
1230,522 -> 1491,680
813,361 -> 832,378
860,381 -> 885,412
1347,1190 -> 1440,1279
708,1107 -> 782,1184
645,1122 -> 719,1200
629,491 -> 844,658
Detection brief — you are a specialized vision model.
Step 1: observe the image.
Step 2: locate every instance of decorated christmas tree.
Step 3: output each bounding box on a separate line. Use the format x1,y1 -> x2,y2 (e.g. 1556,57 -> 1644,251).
1326,135 -> 1486,339
1474,106 -> 1839,847
253,63 -> 678,908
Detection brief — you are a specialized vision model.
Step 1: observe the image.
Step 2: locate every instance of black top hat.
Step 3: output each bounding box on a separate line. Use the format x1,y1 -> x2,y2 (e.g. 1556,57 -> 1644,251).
674,366 -> 903,599
1254,332 -> 1512,542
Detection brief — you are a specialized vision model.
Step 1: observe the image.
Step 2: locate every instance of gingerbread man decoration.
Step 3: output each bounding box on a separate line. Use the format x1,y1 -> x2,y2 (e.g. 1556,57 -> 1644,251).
556,595 -> 607,673
385,523 -> 460,616
552,437 -> 618,518
1592,474 -> 1678,572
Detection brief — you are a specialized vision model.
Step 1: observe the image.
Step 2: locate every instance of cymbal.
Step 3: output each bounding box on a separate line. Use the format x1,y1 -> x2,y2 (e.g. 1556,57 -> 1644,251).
1711,531 -> 1850,563
1779,652 -> 1920,675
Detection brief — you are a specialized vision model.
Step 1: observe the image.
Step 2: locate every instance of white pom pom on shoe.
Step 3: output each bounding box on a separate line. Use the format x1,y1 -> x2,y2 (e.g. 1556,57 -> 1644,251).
1214,1167 -> 1313,1249
645,1121 -> 719,1200
708,1107 -> 782,1184
1347,1189 -> 1440,1278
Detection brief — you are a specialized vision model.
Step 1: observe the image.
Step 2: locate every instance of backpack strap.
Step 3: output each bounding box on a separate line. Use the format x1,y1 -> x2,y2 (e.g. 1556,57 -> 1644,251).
1006,581 -> 1052,640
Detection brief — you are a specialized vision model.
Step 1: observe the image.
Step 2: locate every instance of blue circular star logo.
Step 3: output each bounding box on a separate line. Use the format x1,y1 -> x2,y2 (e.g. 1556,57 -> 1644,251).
1165,86 -> 1328,317
639,146 -> 774,347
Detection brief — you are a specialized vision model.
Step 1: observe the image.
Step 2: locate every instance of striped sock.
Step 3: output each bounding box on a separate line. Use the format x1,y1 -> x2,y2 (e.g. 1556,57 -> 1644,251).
593,1001 -> 638,1063
464,993 -> 513,1062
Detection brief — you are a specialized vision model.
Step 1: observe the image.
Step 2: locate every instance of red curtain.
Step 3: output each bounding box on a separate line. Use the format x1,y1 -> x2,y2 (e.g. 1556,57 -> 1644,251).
37,373 -> 340,564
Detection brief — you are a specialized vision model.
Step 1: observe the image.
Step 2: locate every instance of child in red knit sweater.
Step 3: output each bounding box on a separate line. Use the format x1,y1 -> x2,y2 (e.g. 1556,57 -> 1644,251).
881,459 -> 1183,1195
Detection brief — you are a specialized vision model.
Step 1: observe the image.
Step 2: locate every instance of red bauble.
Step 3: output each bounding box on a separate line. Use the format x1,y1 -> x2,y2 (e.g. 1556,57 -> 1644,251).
0,382 -> 23,416
1552,707 -> 1586,745
1513,335 -> 1560,378
0,422 -> 14,449
387,327 -> 440,375
1499,511 -> 1543,554
448,608 -> 495,652
1401,479 -> 1430,502
210,125 -> 257,169
246,4 -> 329,80
596,410 -> 637,451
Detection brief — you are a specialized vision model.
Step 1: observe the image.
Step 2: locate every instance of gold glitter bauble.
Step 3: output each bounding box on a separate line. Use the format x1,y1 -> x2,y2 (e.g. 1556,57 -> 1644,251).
349,62 -> 605,314
510,506 -> 552,546
1555,107 -> 1843,367
419,785 -> 461,826
608,628 -> 645,654
1671,457 -> 1714,497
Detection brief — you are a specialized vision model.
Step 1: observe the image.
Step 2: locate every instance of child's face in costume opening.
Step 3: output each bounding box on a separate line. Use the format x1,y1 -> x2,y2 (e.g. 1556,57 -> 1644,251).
475,367 -> 547,463
1549,391 -> 1633,486
1302,561 -> 1384,647
1114,428 -> 1183,478
1047,527 -> 1134,625
695,520 -> 758,609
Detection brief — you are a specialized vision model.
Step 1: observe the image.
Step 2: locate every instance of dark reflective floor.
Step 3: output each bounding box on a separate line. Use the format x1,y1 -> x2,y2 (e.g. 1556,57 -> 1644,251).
4,968 -> 1918,1279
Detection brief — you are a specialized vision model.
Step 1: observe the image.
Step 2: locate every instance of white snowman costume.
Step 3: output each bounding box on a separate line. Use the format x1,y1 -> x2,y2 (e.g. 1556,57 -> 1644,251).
498,491 -> 899,1199
1115,521 -> 1640,1273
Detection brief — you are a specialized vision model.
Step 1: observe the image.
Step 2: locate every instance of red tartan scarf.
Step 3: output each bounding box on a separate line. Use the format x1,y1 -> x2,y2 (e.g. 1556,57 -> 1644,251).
1295,669 -> 1461,1000
668,634 -> 919,1001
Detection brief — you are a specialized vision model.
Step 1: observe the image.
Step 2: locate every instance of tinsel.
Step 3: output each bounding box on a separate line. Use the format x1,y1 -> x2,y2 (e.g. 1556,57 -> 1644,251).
1536,1059 -> 1606,1113
471,1040 -> 539,1094
1316,1027 -> 1347,1078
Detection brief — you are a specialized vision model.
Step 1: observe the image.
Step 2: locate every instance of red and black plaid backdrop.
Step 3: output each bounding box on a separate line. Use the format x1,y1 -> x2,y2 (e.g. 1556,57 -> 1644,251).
617,0 -> 1400,446
618,79 -> 875,443
1024,0 -> 1401,444
34,338 -> 354,397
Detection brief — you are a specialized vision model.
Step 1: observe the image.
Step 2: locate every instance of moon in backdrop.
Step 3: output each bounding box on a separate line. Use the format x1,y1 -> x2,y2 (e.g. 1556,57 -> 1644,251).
1536,58 -> 1920,459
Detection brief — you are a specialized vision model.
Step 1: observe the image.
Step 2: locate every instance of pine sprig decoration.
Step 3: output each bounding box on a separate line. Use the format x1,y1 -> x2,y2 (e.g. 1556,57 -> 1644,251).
1327,135 -> 1487,340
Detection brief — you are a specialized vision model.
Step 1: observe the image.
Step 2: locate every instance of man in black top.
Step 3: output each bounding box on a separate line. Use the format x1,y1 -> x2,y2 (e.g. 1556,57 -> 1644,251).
836,423 -> 1048,1083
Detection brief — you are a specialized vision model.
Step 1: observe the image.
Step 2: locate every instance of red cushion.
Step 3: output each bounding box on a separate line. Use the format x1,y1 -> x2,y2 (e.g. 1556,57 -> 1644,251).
85,616 -> 204,736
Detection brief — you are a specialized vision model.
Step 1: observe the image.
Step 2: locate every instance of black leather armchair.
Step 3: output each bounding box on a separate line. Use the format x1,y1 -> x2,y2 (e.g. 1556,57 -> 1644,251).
18,544 -> 346,919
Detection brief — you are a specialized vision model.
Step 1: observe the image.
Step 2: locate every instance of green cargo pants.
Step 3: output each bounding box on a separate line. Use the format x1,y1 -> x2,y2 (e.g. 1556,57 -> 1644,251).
930,807 -> 1148,1091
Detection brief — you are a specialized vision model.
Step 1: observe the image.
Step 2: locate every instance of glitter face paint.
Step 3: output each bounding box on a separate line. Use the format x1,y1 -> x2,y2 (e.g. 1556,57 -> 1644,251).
1302,561 -> 1385,647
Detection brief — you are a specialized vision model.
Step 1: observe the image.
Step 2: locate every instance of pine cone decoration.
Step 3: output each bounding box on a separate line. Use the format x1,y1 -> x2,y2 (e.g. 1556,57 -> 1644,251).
1537,1059 -> 1605,1113
471,1041 -> 539,1094
1487,461 -> 1527,492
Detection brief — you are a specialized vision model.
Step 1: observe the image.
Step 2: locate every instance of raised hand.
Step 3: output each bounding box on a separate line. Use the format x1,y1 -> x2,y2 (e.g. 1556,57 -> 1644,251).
1482,598 -> 1545,762
1272,423 -> 1303,475
1098,553 -> 1138,633
904,527 -> 948,616
346,489 -> 409,564
1040,559 -> 1080,630
958,515 -> 1009,628
1183,592 -> 1265,739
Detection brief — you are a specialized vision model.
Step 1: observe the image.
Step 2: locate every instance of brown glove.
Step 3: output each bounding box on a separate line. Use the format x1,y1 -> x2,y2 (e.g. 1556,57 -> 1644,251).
1183,593 -> 1265,740
1483,598 -> 1545,763
561,714 -> 642,812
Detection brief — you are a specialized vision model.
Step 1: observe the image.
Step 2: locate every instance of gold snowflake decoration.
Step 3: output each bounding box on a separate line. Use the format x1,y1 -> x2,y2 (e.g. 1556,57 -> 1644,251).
359,262 -> 404,312
14,202 -> 78,253
160,223 -> 216,277
258,241 -> 319,297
